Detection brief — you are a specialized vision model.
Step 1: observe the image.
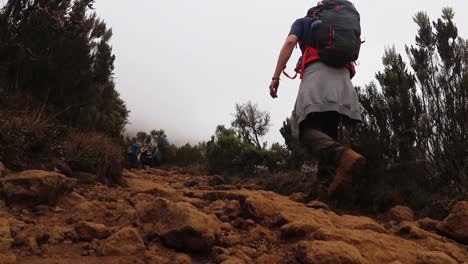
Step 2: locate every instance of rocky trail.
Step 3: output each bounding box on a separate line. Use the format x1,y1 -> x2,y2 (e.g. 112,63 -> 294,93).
0,167 -> 467,264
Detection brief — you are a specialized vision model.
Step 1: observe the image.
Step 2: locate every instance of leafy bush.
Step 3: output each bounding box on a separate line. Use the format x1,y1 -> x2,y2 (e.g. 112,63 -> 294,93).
206,132 -> 287,176
175,143 -> 204,165
0,112 -> 62,170
206,134 -> 243,174
62,131 -> 124,185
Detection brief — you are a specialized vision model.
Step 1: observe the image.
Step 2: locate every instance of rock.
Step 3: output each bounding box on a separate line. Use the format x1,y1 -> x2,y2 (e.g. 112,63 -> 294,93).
257,254 -> 281,264
12,225 -> 48,246
244,195 -> 287,227
208,176 -> 226,187
25,236 -> 41,255
238,246 -> 257,258
437,201 -> 468,243
0,162 -> 9,178
59,192 -> 88,207
387,206 -> 415,222
220,215 -> 230,222
392,221 -> 439,240
280,222 -> 318,240
232,217 -> 247,229
72,200 -> 136,228
50,158 -> 72,177
7,219 -> 25,237
220,223 -> 233,231
71,172 -> 99,185
0,253 -> 16,264
416,217 -> 440,232
99,227 -> 145,256
184,180 -> 198,187
75,221 -> 111,241
296,241 -> 366,264
135,197 -> 221,253
306,200 -> 331,211
48,226 -> 77,244
289,192 -> 307,203
173,253 -> 193,264
0,218 -> 12,253
332,215 -> 387,234
416,251 -> 457,264
211,200 -> 242,220
0,170 -> 76,205
222,234 -> 241,246
0,237 -> 12,253
221,258 -> 246,264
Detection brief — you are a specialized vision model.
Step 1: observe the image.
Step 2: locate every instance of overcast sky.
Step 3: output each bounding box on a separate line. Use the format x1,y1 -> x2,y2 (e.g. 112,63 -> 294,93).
94,0 -> 467,146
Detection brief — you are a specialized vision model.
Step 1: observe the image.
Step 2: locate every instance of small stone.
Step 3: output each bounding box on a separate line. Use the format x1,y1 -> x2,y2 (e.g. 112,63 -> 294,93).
75,221 -> 111,241
0,237 -> 12,253
99,227 -> 145,256
52,207 -> 65,213
223,234 -> 241,246
416,218 -> 440,232
232,217 -> 246,229
281,222 -> 318,240
416,251 -> 457,264
296,241 -> 366,264
220,215 -> 230,222
306,201 -> 331,211
387,206 -> 415,222
257,254 -> 281,264
221,223 -> 233,231
173,253 -> 192,264
239,246 -> 257,258
0,253 -> 16,264
25,237 -> 40,255
258,245 -> 268,253
245,219 -> 256,228
289,192 -> 307,203
0,162 -> 10,178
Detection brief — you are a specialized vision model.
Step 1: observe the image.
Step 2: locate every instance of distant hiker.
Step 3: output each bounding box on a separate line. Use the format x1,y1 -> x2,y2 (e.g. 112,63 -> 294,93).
140,146 -> 153,169
131,141 -> 141,168
269,0 -> 365,199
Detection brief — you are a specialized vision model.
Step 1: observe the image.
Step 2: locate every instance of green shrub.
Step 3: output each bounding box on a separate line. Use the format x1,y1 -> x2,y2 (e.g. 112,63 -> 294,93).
172,143 -> 204,165
62,131 -> 124,185
206,134 -> 243,174
0,112 -> 62,170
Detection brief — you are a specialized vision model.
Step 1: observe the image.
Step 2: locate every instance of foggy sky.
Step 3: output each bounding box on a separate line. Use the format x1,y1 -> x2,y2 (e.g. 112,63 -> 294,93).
94,0 -> 468,146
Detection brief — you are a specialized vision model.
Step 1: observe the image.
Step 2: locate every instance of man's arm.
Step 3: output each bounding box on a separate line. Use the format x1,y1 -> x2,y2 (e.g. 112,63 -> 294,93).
269,35 -> 299,98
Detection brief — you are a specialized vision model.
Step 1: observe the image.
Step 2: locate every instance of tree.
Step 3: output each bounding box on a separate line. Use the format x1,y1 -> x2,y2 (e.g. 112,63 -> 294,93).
215,125 -> 236,138
150,129 -> 167,148
231,101 -> 271,148
354,8 -> 468,213
0,0 -> 128,137
406,8 -> 468,185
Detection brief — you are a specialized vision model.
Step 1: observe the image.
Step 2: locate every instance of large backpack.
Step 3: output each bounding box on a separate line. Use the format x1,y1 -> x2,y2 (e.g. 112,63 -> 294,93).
283,0 -> 361,79
309,0 -> 361,67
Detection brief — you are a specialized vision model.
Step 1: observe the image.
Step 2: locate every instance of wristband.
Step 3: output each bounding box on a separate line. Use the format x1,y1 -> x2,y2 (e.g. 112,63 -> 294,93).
272,77 -> 280,81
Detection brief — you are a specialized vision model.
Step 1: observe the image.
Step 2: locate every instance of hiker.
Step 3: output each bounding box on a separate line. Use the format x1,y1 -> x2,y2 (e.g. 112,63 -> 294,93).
140,146 -> 153,169
130,141 -> 141,168
269,0 -> 365,199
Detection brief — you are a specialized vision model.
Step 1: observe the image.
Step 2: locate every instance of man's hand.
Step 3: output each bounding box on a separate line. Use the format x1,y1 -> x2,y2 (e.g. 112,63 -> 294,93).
269,80 -> 280,98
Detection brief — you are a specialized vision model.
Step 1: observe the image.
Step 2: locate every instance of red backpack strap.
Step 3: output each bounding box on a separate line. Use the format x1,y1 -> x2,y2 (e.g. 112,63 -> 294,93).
282,66 -> 298,80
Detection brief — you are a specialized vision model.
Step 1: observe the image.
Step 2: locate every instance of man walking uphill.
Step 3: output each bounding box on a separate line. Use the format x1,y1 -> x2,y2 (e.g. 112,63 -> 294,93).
269,0 -> 365,199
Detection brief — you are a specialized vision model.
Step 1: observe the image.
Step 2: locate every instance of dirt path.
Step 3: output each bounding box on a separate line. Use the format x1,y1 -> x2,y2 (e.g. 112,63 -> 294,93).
0,168 -> 467,264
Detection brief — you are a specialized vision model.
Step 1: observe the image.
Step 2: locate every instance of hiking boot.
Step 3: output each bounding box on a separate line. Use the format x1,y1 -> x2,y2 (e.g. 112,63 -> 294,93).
328,148 -> 366,199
